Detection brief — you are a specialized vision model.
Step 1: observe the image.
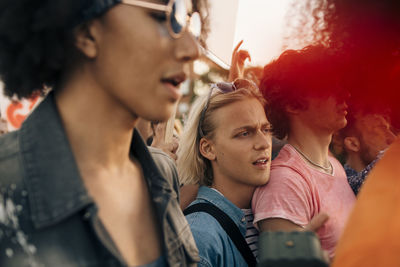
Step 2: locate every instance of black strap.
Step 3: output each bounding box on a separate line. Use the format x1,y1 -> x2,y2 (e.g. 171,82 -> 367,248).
184,203 -> 257,267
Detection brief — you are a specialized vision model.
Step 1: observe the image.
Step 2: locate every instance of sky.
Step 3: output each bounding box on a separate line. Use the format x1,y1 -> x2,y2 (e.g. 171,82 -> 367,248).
206,0 -> 294,67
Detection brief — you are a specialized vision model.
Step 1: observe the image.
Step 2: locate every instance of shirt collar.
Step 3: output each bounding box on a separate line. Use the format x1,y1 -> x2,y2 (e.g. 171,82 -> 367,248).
20,92 -> 173,229
19,92 -> 92,229
129,126 -> 175,224
196,186 -> 246,233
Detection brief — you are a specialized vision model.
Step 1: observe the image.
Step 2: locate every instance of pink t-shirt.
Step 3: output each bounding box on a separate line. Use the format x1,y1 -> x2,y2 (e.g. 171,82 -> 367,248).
252,144 -> 356,258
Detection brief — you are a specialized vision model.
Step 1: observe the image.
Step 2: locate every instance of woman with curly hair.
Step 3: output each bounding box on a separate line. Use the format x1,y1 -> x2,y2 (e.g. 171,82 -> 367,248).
0,0 -> 208,266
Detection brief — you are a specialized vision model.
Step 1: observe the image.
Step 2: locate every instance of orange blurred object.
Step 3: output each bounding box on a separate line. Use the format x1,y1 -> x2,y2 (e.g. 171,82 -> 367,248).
332,136 -> 400,267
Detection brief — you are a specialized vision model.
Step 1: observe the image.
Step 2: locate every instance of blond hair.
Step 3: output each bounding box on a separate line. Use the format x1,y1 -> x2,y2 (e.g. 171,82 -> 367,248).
177,79 -> 266,186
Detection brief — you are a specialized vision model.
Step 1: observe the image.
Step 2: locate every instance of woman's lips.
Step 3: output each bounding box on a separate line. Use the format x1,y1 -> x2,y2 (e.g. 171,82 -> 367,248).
162,81 -> 182,101
161,73 -> 186,101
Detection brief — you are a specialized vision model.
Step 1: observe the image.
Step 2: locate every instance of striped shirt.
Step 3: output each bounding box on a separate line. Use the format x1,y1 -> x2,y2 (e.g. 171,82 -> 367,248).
242,208 -> 259,259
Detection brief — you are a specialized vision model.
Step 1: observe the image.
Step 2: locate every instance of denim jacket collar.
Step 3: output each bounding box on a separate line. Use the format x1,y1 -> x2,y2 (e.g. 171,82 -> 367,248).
20,93 -> 93,229
196,186 -> 247,235
20,92 -> 174,229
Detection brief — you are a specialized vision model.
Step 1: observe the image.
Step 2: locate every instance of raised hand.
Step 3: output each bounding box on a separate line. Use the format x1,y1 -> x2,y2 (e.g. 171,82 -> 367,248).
151,122 -> 179,161
305,212 -> 329,232
228,40 -> 251,82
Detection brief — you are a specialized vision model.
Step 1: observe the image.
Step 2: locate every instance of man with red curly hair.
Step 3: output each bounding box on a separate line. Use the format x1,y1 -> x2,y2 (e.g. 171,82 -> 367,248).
252,45 -> 355,259
298,1 -> 400,266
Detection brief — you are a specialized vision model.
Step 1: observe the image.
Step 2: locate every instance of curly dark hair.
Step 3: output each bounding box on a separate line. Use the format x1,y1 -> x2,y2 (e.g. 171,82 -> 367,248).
259,45 -> 342,140
292,0 -> 400,129
0,0 -> 210,99
0,0 -> 85,98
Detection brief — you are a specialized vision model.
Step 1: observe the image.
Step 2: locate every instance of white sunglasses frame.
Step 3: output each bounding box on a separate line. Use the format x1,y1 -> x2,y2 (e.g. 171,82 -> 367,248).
121,0 -> 201,39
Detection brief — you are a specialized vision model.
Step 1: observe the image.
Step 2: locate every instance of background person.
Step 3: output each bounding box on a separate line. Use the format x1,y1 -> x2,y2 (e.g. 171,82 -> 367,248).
299,0 -> 400,266
332,108 -> 396,194
252,45 -> 355,259
136,119 -> 180,161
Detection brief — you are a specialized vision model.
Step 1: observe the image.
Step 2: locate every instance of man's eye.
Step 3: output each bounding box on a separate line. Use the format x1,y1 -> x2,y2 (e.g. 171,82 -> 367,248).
263,127 -> 273,134
239,131 -> 249,137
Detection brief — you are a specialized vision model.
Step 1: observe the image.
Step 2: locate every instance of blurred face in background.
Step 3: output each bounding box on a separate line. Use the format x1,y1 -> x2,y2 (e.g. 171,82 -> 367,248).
357,114 -> 396,165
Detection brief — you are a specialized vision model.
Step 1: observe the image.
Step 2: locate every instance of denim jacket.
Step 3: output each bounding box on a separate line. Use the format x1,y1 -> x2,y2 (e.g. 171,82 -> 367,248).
185,186 -> 248,267
0,93 -> 199,267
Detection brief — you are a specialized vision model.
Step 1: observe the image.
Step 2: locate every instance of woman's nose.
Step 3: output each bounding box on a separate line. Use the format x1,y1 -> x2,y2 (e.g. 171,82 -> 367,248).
174,31 -> 200,62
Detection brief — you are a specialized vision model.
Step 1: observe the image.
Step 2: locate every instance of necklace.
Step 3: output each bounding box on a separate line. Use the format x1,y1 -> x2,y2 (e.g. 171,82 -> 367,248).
291,145 -> 333,173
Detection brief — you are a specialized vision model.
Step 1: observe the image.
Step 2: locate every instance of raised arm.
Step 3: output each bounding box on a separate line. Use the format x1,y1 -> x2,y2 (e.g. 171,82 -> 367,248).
228,40 -> 251,82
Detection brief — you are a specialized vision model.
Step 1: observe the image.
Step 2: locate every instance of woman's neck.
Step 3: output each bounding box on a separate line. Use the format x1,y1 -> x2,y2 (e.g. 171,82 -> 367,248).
55,74 -> 138,177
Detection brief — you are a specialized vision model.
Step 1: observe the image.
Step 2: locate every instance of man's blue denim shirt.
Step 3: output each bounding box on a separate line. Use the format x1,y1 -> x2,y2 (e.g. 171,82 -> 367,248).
185,186 -> 248,267
0,92 -> 198,266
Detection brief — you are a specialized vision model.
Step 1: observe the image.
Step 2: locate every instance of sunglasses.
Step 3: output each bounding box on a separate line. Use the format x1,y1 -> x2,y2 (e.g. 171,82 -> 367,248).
197,79 -> 258,138
121,0 -> 202,39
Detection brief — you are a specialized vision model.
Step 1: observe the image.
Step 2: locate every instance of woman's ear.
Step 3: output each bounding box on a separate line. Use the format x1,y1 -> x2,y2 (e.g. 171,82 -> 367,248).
199,138 -> 216,161
74,21 -> 99,59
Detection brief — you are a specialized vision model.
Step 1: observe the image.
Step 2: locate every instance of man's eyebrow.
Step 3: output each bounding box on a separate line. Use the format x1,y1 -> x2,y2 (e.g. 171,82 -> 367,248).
232,122 -> 271,132
232,125 -> 254,132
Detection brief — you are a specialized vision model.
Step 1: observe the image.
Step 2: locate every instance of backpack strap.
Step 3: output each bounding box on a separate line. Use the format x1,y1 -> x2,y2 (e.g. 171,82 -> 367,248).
184,202 -> 257,267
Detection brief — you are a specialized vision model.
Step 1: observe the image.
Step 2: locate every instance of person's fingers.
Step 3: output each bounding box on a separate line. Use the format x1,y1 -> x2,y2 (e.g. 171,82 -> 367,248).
322,250 -> 330,264
304,212 -> 329,232
172,135 -> 180,143
163,142 -> 177,154
237,50 -> 251,64
154,122 -> 167,137
167,151 -> 177,161
151,123 -> 167,147
156,143 -> 177,161
165,143 -> 174,152
171,141 -> 179,153
233,40 -> 244,54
